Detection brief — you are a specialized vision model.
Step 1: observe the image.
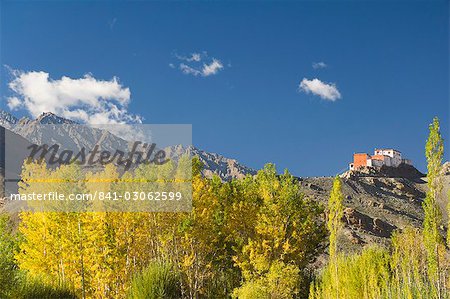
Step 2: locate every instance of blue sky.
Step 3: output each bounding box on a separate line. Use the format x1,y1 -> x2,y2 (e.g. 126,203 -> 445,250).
1,1 -> 448,176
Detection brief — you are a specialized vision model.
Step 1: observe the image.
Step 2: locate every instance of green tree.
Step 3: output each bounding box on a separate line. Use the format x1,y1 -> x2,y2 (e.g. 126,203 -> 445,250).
327,176 -> 344,298
423,117 -> 445,297
234,164 -> 326,298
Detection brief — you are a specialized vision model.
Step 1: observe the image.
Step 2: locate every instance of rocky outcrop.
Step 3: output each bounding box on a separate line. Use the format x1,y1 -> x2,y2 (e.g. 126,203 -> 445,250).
344,208 -> 396,238
342,164 -> 425,182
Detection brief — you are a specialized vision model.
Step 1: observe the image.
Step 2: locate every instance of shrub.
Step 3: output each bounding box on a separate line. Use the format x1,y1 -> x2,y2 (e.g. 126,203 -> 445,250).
0,213 -> 20,298
127,262 -> 181,299
12,276 -> 77,299
233,261 -> 301,299
232,280 -> 269,299
310,246 -> 391,299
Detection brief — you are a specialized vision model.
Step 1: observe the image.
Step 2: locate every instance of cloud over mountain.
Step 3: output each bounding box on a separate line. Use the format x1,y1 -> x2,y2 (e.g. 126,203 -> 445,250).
6,69 -> 141,124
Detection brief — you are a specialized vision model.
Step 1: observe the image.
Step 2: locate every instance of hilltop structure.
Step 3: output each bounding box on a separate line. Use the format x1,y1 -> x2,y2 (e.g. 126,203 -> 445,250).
349,148 -> 412,171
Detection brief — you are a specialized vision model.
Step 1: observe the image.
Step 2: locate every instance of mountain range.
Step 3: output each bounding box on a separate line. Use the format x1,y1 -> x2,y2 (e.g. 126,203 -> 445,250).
0,110 -> 256,181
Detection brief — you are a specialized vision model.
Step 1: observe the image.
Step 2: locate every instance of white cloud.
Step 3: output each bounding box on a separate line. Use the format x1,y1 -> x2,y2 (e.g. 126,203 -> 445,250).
202,59 -> 223,76
188,53 -> 202,62
312,62 -> 327,69
299,78 -> 342,101
180,63 -> 202,76
7,69 -> 142,124
175,52 -> 203,62
7,96 -> 22,110
172,51 -> 225,77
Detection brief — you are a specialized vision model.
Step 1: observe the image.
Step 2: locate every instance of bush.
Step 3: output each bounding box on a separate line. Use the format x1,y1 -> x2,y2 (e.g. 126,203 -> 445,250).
232,280 -> 269,299
12,276 -> 77,299
309,246 -> 391,299
0,213 -> 20,298
127,262 -> 181,299
233,261 -> 301,299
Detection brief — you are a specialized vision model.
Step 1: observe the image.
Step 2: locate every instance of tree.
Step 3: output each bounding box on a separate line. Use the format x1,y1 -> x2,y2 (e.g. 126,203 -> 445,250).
16,159 -> 328,298
234,164 -> 326,298
423,117 -> 445,298
327,176 -> 344,298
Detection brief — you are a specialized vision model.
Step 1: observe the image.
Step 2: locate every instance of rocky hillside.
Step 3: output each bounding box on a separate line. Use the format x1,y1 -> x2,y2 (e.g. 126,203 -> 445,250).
300,164 -> 449,260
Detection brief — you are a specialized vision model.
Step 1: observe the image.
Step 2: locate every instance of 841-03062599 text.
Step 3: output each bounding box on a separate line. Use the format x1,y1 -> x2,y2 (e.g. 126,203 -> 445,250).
8,191 -> 184,202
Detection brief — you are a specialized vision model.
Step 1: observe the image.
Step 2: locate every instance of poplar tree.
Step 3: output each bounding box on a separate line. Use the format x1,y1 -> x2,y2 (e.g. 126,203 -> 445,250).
328,176 -> 344,262
327,176 -> 344,298
423,117 -> 444,298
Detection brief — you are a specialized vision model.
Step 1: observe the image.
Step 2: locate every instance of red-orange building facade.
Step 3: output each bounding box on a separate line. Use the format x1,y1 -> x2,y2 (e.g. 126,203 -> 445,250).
352,153 -> 371,169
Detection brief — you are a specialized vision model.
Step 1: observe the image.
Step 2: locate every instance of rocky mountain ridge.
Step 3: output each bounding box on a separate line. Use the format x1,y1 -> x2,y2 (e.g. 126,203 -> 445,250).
0,110 -> 255,181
